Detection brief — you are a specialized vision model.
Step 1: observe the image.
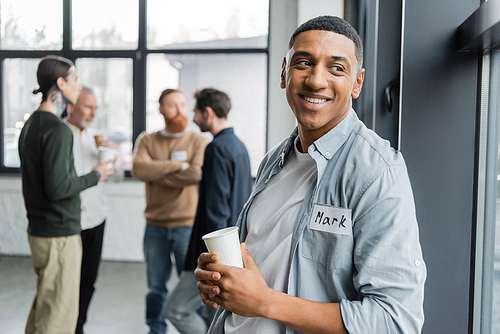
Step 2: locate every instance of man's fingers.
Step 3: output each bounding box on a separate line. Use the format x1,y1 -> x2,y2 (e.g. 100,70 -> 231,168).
197,252 -> 219,267
198,281 -> 221,309
241,243 -> 257,270
195,252 -> 223,310
200,292 -> 219,309
197,279 -> 221,295
194,267 -> 221,281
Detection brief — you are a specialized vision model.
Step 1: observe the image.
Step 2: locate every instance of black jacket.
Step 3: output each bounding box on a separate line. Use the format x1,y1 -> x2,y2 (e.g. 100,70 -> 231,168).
184,128 -> 253,270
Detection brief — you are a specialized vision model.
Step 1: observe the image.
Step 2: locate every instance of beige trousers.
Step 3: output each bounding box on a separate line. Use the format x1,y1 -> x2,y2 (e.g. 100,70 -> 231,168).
25,234 -> 82,334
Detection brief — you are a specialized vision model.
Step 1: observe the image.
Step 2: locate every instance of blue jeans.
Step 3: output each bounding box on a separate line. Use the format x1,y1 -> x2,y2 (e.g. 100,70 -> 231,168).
144,224 -> 192,334
164,270 -> 217,334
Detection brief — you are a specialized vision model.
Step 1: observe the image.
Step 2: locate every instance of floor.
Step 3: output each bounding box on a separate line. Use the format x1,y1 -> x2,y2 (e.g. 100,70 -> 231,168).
0,255 -> 181,334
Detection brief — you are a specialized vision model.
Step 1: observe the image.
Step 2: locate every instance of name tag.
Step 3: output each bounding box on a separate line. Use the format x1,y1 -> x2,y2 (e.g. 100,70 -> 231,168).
171,150 -> 188,161
309,204 -> 352,236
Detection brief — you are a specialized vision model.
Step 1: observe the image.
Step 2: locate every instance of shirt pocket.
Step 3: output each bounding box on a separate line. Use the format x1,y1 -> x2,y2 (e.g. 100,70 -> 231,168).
301,226 -> 354,271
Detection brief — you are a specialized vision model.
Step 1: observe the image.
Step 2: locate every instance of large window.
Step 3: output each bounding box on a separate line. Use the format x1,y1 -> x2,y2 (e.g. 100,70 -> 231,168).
0,0 -> 269,174
475,47 -> 500,334
0,0 -> 63,50
72,0 -> 139,50
468,1 -> 500,331
2,58 -> 39,167
146,53 -> 267,173
147,0 -> 268,49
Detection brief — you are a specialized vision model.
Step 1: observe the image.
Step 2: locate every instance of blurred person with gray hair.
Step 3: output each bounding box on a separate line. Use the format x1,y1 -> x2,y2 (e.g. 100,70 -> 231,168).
65,87 -> 123,334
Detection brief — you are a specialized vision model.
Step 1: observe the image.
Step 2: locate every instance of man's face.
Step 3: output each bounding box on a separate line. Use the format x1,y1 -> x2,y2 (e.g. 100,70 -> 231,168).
159,92 -> 188,133
68,89 -> 97,130
281,30 -> 364,140
193,107 -> 210,132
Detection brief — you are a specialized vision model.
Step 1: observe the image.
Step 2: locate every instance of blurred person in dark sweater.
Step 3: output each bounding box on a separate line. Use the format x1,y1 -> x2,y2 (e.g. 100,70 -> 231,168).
165,88 -> 252,334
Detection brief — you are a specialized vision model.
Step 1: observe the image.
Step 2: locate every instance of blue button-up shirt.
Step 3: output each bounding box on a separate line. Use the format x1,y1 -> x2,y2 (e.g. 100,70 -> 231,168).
208,109 -> 426,334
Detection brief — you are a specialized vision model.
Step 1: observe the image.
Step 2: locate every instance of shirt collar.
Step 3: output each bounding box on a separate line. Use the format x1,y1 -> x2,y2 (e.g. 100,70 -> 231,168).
282,109 -> 357,164
160,129 -> 186,137
63,119 -> 85,134
309,109 -> 356,161
214,127 -> 234,139
278,127 -> 299,168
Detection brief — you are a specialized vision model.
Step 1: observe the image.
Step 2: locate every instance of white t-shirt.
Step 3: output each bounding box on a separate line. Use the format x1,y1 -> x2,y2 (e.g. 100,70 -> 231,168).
65,121 -> 108,230
225,137 -> 317,333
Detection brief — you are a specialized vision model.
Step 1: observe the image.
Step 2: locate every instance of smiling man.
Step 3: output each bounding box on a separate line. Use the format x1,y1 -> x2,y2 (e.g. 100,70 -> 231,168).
195,16 -> 426,334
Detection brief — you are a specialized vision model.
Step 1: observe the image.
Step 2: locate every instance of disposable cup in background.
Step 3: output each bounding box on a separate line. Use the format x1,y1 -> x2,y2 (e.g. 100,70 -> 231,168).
202,226 -> 243,268
94,134 -> 104,147
98,147 -> 115,164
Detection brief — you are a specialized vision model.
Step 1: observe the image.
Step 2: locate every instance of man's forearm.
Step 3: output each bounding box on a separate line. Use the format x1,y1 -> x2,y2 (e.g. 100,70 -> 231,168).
264,290 -> 348,334
205,248 -> 349,334
153,167 -> 201,188
131,160 -> 183,181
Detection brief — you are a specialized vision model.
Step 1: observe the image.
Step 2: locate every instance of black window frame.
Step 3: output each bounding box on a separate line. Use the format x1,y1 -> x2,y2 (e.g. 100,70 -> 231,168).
457,0 -> 500,332
0,0 -> 269,174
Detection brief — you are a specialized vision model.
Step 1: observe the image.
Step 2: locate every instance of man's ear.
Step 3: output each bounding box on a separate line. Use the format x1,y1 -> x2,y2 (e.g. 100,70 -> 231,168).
204,106 -> 214,118
351,68 -> 365,99
56,76 -> 66,91
280,57 -> 287,89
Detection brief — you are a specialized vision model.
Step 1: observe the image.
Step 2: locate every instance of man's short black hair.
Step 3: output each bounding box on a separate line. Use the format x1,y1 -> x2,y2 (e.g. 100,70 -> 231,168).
288,15 -> 363,70
194,88 -> 231,119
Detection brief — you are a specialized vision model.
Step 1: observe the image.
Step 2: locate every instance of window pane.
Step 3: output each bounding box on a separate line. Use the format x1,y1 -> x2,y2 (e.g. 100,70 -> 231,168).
75,58 -> 133,170
0,0 -> 62,50
146,53 -> 267,175
72,0 -> 138,50
147,0 -> 269,49
490,47 -> 500,332
2,58 -> 40,167
476,48 -> 500,332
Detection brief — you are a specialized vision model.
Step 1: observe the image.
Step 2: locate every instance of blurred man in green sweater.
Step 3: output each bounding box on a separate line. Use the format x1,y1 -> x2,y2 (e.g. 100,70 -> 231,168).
18,56 -> 114,334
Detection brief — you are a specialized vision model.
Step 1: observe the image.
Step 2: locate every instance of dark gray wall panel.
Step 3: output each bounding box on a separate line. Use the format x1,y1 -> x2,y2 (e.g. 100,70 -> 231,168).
400,0 -> 479,332
373,0 -> 402,148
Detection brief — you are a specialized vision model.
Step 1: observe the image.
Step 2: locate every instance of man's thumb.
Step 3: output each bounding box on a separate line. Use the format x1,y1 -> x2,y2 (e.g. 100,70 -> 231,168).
241,243 -> 256,269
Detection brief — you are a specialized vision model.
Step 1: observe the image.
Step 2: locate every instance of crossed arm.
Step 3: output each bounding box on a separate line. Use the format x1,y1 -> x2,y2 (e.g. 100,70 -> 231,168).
131,134 -> 207,187
194,244 -> 349,334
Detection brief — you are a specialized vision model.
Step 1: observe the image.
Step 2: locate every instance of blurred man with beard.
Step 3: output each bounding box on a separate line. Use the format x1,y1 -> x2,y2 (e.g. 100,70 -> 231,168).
132,88 -> 209,334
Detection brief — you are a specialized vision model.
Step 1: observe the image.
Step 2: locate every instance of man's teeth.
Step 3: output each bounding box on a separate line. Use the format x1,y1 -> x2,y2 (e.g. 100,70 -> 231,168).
303,96 -> 327,104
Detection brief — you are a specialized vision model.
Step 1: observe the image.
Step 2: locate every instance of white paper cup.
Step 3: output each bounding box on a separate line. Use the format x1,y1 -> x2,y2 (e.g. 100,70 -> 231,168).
202,226 -> 243,268
98,147 -> 115,164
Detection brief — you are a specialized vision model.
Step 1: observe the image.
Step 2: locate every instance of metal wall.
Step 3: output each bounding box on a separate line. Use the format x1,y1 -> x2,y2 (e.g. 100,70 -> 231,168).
399,0 -> 480,332
354,0 -> 482,331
